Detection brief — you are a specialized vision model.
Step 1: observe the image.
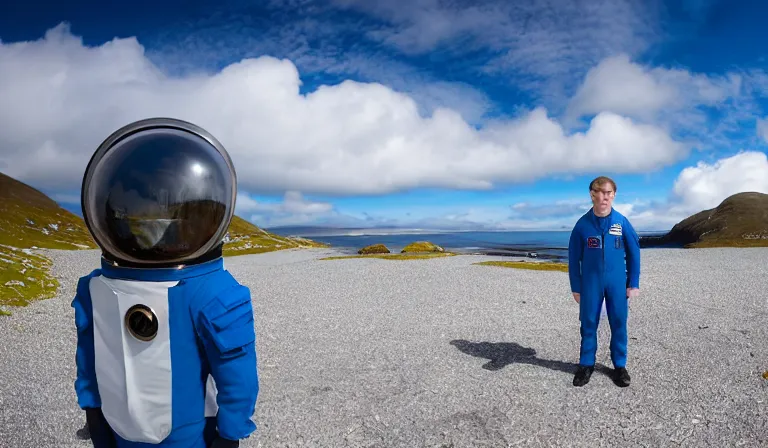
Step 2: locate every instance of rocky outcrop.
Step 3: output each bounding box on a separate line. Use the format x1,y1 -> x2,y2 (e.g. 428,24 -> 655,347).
358,244 -> 391,254
401,241 -> 444,253
655,192 -> 768,248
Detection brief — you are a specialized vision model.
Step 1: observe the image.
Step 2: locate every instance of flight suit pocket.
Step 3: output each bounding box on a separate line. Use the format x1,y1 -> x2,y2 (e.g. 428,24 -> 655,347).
614,236 -> 622,249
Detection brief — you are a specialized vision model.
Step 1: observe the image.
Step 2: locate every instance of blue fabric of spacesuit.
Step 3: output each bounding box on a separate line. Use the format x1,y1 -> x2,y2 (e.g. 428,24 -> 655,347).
72,256 -> 259,448
568,208 -> 640,368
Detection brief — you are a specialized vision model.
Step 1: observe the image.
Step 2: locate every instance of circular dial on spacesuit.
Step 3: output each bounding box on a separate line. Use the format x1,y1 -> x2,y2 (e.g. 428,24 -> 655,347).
81,118 -> 237,266
125,304 -> 159,342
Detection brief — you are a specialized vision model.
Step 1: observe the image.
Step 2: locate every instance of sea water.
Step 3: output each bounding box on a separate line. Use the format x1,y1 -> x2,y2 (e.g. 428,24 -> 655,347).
267,227 -> 669,262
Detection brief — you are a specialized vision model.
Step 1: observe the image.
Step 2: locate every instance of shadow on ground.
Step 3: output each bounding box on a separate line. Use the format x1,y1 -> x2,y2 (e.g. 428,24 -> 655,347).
449,339 -> 613,376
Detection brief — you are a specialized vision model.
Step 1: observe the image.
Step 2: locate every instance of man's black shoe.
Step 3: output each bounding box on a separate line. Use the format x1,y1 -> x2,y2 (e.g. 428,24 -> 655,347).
573,365 -> 594,387
612,367 -> 631,387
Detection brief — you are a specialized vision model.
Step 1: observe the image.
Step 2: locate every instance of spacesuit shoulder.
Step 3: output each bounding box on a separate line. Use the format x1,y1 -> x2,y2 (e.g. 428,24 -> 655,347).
78,268 -> 104,286
189,269 -> 254,357
187,268 -> 243,309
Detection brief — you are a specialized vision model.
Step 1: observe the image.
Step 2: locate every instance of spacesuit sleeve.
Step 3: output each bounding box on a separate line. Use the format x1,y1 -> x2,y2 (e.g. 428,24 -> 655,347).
71,272 -> 101,410
623,217 -> 641,288
197,282 -> 259,441
568,226 -> 583,294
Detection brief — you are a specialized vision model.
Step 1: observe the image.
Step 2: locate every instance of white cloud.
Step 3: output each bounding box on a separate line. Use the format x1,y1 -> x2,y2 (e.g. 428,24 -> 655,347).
758,117 -> 768,143
281,191 -> 333,214
0,24 -> 690,197
352,151 -> 768,231
566,53 -> 742,124
609,151 -> 768,231
243,151 -> 768,232
248,209 -> 365,229
237,191 -> 332,215
567,54 -> 676,121
507,199 -> 591,219
149,19 -> 495,125
671,151 -> 768,212
234,193 -> 261,214
612,202 -> 634,217
236,191 -> 336,227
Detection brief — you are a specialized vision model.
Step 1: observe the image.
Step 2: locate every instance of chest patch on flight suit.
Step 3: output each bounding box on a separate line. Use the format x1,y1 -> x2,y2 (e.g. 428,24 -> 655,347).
587,236 -> 601,248
609,223 -> 622,236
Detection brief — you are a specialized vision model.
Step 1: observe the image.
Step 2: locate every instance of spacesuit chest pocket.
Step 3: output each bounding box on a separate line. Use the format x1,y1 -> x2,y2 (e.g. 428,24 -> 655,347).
614,236 -> 622,249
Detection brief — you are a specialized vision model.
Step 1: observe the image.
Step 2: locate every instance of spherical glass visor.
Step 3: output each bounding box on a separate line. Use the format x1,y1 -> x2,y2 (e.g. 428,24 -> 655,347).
81,118 -> 236,266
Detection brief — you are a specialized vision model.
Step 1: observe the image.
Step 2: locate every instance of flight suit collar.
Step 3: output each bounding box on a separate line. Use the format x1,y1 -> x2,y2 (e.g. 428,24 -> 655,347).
589,207 -> 615,233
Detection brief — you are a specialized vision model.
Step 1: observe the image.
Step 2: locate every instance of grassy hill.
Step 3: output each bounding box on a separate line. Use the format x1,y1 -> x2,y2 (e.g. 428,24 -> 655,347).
656,192 -> 768,248
223,215 -> 329,256
1,172 -> 97,310
0,171 -> 326,312
0,172 -> 97,251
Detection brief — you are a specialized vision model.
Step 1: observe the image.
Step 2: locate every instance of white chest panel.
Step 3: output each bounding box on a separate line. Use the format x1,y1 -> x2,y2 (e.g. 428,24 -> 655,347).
90,276 -> 178,443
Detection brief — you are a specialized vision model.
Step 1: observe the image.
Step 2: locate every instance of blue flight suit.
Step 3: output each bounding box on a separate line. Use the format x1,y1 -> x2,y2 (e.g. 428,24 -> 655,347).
568,208 -> 640,368
72,256 -> 259,447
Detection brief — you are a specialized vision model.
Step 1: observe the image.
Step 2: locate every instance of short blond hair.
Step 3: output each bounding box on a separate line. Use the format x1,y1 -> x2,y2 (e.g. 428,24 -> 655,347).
589,176 -> 616,193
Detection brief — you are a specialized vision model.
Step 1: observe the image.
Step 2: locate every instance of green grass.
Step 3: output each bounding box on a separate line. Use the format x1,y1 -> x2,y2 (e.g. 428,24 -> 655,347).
320,252 -> 457,261
1,172 -> 96,311
473,260 -> 569,272
0,173 -> 97,251
0,245 -> 60,310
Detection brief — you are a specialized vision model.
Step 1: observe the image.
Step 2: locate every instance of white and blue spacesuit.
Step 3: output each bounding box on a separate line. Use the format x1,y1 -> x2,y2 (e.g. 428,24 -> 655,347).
72,118 -> 259,448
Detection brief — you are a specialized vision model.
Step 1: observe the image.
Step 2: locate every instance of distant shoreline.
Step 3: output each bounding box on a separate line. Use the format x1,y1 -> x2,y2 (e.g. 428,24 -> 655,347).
268,228 -> 675,263
266,226 -> 672,238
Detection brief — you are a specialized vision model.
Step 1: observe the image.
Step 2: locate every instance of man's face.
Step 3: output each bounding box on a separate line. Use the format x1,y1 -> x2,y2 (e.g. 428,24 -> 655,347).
590,182 -> 615,211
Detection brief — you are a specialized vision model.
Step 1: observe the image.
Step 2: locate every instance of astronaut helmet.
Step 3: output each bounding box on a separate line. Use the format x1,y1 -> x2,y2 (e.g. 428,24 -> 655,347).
81,117 -> 237,268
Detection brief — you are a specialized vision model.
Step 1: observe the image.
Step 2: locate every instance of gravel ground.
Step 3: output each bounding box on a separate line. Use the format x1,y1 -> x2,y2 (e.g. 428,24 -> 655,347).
1,247 -> 767,447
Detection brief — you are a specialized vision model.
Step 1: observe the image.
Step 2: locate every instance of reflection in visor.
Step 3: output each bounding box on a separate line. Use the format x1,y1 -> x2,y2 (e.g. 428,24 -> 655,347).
128,218 -> 176,250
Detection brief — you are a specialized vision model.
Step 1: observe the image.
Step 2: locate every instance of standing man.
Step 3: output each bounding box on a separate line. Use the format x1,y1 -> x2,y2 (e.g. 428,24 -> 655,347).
567,176 -> 640,387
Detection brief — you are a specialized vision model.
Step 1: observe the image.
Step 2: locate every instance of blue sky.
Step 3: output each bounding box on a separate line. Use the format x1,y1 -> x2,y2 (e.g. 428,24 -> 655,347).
1,0 -> 768,231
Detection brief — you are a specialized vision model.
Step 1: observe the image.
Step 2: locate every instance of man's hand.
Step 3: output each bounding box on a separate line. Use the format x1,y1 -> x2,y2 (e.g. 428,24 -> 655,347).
626,288 -> 640,299
572,292 -> 580,304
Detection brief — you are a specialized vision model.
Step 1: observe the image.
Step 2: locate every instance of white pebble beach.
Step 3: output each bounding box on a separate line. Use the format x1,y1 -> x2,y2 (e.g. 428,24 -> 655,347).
1,246 -> 766,447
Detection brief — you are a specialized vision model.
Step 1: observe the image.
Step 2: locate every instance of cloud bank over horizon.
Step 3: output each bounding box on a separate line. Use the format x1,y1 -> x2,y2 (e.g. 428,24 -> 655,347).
1,24 -> 693,194
1,22 -> 768,231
